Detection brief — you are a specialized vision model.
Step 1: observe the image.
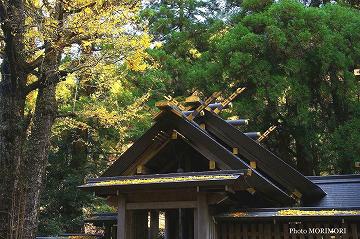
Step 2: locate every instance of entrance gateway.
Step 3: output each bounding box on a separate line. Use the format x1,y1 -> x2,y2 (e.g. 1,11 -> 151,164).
80,90 -> 360,239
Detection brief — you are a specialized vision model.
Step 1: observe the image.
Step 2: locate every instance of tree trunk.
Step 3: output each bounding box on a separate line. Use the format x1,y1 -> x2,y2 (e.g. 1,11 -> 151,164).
0,90 -> 26,239
23,85 -> 57,238
0,1 -> 28,235
0,63 -> 27,238
23,49 -> 59,238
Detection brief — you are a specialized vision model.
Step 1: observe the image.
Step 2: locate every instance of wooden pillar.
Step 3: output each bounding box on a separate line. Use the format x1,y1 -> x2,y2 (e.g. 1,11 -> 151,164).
196,193 -> 210,239
117,195 -> 126,239
126,211 -> 134,239
149,210 -> 159,239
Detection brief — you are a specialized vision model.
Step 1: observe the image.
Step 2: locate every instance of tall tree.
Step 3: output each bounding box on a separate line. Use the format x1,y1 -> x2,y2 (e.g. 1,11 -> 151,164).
138,0 -> 360,176
0,0 -> 150,238
187,0 -> 360,175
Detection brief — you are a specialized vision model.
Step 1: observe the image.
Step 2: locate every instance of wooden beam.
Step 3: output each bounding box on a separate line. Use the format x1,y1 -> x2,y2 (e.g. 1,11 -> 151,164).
117,195 -> 126,239
126,188 -> 197,203
124,136 -> 171,175
126,201 -> 197,210
136,165 -> 151,175
226,119 -> 249,126
209,160 -> 216,170
171,130 -> 178,139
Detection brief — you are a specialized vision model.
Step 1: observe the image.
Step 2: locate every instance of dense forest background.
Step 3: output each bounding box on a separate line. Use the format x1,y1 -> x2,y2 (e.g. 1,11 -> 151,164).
28,0 -> 359,235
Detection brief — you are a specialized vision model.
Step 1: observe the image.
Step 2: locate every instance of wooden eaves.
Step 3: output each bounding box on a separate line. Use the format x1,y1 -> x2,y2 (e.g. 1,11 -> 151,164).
79,170 -> 246,196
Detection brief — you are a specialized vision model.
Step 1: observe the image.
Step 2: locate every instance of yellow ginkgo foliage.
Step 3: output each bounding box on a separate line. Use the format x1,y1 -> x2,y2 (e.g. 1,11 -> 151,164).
21,0 -> 152,102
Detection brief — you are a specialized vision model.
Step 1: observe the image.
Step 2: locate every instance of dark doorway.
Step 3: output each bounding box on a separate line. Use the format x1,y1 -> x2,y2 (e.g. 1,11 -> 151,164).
164,209 -> 194,239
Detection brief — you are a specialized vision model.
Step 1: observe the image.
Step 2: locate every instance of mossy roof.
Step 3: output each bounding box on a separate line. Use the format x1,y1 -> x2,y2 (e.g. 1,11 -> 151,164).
80,170 -> 245,191
216,208 -> 360,221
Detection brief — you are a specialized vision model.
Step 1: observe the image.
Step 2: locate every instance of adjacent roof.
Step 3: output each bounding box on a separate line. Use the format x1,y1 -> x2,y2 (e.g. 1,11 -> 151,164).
216,174 -> 360,221
215,208 -> 360,222
84,213 -> 117,224
305,174 -> 360,209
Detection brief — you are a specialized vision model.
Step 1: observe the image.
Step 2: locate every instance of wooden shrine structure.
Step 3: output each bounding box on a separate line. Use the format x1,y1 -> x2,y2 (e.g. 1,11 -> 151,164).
80,89 -> 360,239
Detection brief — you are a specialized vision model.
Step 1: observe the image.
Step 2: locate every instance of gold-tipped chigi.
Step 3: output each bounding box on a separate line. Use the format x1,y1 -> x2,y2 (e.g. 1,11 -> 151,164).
257,125 -> 277,142
213,87 -> 246,114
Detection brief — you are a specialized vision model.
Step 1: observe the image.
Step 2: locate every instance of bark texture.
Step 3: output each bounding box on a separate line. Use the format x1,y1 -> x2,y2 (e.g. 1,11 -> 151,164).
0,1 -> 28,238
0,78 -> 27,239
23,85 -> 57,238
0,1 -> 61,238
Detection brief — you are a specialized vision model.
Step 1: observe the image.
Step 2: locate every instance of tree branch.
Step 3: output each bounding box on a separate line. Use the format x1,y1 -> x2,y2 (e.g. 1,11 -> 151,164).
25,69 -> 68,95
25,55 -> 46,72
24,55 -> 103,95
56,112 -> 77,119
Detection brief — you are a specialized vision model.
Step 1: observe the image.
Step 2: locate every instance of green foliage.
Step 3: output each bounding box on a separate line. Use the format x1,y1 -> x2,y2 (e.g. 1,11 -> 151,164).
324,118 -> 360,174
242,0 -> 273,12
203,1 -> 360,174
